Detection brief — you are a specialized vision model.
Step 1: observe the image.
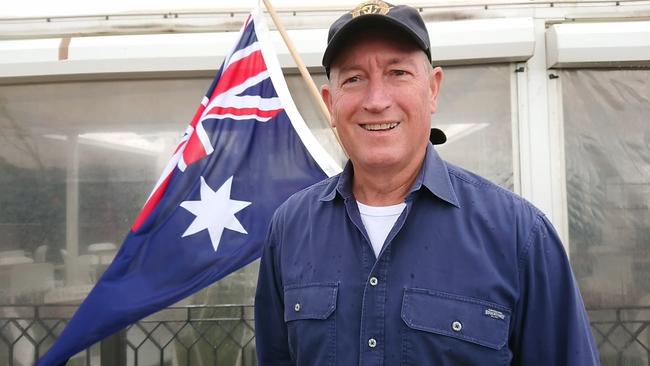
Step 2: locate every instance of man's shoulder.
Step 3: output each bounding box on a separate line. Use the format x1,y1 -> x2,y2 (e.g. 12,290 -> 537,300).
443,162 -> 554,260
444,161 -> 542,218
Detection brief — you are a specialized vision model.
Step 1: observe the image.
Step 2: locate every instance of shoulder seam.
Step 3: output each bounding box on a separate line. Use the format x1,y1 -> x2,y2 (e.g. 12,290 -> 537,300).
518,213 -> 544,268
448,167 -> 529,207
448,167 -> 487,188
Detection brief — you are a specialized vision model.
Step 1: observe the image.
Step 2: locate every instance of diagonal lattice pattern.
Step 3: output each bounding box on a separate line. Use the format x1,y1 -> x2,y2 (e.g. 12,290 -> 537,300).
0,304 -> 256,365
0,304 -> 647,365
589,307 -> 650,366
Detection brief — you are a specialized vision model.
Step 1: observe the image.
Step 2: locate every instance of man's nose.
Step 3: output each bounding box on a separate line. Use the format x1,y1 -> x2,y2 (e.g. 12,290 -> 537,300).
362,78 -> 392,113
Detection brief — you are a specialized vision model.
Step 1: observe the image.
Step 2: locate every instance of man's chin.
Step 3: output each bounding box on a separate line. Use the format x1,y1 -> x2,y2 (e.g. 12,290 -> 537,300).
353,154 -> 404,171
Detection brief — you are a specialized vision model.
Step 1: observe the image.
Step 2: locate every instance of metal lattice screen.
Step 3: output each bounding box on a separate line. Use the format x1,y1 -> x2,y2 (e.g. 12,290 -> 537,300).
1,305 -> 649,365
0,305 -> 256,366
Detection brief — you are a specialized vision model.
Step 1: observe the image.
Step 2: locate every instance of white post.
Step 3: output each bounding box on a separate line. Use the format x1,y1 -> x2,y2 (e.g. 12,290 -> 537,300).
517,18 -> 569,251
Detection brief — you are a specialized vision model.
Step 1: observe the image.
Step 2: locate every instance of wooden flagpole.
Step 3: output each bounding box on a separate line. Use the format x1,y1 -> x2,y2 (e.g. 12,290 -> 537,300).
261,0 -> 347,157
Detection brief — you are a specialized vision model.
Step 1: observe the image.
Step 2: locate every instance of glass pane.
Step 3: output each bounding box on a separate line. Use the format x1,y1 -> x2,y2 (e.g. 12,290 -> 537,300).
562,69 -> 650,365
436,64 -> 514,190
0,73 -> 347,307
0,65 -> 514,303
0,79 -> 205,305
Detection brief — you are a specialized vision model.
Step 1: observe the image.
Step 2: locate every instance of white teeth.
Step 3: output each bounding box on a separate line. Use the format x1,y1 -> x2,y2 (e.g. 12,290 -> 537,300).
362,122 -> 398,131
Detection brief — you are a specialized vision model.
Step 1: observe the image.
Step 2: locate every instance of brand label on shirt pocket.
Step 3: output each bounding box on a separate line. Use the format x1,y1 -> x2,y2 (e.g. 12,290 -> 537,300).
284,282 -> 338,322
401,287 -> 511,350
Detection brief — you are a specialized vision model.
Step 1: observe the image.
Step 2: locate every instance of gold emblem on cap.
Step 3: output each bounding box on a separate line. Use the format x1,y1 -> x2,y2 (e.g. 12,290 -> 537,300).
351,0 -> 393,18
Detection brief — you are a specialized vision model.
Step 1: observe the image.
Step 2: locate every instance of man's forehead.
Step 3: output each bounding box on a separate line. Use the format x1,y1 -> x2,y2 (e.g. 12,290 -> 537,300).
336,54 -> 420,74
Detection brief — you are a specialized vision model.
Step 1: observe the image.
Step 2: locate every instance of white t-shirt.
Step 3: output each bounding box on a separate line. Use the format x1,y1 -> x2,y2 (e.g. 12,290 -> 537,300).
357,201 -> 407,258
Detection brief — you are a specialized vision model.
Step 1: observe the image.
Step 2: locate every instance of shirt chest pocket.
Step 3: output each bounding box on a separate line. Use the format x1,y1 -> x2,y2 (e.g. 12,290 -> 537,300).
283,283 -> 338,366
401,288 -> 512,366
284,282 -> 338,322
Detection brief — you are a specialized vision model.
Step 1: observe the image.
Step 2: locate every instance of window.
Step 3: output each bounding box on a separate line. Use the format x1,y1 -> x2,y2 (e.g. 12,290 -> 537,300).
435,64 -> 514,190
562,69 -> 650,365
0,65 -> 516,306
0,78 -> 203,304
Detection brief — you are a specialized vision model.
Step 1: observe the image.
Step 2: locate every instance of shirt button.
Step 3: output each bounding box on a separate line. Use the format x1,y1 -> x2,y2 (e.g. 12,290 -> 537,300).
368,338 -> 377,348
452,320 -> 462,332
369,277 -> 378,286
294,303 -> 301,312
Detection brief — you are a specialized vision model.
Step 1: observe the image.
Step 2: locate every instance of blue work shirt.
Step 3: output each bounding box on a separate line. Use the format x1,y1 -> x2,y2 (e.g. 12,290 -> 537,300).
255,144 -> 599,366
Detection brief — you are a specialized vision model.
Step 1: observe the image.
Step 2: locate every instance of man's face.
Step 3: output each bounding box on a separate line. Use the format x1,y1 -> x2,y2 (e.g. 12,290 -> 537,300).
321,28 -> 443,173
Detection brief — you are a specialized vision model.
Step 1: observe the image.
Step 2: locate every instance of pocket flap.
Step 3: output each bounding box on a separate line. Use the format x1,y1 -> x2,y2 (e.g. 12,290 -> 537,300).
401,288 -> 511,350
284,283 -> 338,322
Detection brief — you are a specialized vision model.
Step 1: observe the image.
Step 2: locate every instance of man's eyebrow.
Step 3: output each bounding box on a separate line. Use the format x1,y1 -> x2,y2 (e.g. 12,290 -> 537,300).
385,57 -> 417,67
338,57 -> 416,73
337,64 -> 363,74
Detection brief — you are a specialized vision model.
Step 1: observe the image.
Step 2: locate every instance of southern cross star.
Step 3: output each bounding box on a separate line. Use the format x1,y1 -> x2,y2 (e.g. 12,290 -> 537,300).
180,176 -> 251,251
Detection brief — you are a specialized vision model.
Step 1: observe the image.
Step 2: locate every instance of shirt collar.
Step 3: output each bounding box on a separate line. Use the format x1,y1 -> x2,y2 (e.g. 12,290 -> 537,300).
319,160 -> 354,202
319,143 -> 460,207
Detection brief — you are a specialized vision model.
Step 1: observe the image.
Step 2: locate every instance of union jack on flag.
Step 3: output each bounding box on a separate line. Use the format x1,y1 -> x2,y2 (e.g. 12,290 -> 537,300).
37,6 -> 340,366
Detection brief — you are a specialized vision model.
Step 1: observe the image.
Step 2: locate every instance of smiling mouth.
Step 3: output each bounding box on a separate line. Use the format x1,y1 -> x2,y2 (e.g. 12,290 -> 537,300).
361,122 -> 399,131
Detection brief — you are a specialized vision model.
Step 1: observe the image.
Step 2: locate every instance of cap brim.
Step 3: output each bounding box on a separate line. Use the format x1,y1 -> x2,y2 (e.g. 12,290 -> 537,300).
322,14 -> 429,72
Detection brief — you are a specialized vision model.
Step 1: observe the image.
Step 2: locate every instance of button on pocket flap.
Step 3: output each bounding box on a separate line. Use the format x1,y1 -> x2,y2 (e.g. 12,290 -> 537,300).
284,283 -> 338,322
401,288 -> 511,350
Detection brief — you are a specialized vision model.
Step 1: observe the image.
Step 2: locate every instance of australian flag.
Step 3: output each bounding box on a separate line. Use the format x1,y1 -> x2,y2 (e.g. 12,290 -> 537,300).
36,6 -> 341,366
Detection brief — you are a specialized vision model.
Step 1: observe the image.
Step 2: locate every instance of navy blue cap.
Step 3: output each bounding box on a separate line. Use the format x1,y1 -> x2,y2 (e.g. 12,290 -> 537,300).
322,1 -> 431,77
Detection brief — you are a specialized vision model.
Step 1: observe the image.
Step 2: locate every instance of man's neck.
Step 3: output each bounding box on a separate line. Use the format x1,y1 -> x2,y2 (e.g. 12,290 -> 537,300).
352,157 -> 424,206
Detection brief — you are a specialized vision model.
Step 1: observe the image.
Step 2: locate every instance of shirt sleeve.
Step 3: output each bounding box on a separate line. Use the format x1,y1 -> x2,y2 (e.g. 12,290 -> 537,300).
254,213 -> 294,366
510,214 -> 600,365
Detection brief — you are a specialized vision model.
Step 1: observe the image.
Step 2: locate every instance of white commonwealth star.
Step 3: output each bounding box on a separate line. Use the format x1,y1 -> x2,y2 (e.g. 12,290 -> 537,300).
179,176 -> 251,251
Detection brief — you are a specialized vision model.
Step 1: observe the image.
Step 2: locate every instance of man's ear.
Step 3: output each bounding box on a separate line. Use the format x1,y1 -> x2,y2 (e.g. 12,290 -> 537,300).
321,83 -> 336,128
429,66 -> 444,113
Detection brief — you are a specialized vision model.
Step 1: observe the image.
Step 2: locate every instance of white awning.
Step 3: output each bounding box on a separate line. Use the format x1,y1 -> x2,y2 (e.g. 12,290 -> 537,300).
0,17 -> 535,81
546,20 -> 650,68
429,17 -> 535,65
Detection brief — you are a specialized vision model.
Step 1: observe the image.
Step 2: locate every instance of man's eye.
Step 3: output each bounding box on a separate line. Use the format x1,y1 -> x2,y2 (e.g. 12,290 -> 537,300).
391,69 -> 408,76
342,76 -> 360,85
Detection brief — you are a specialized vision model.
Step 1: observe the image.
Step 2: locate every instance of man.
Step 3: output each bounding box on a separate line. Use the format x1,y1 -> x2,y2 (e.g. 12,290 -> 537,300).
255,1 -> 600,365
